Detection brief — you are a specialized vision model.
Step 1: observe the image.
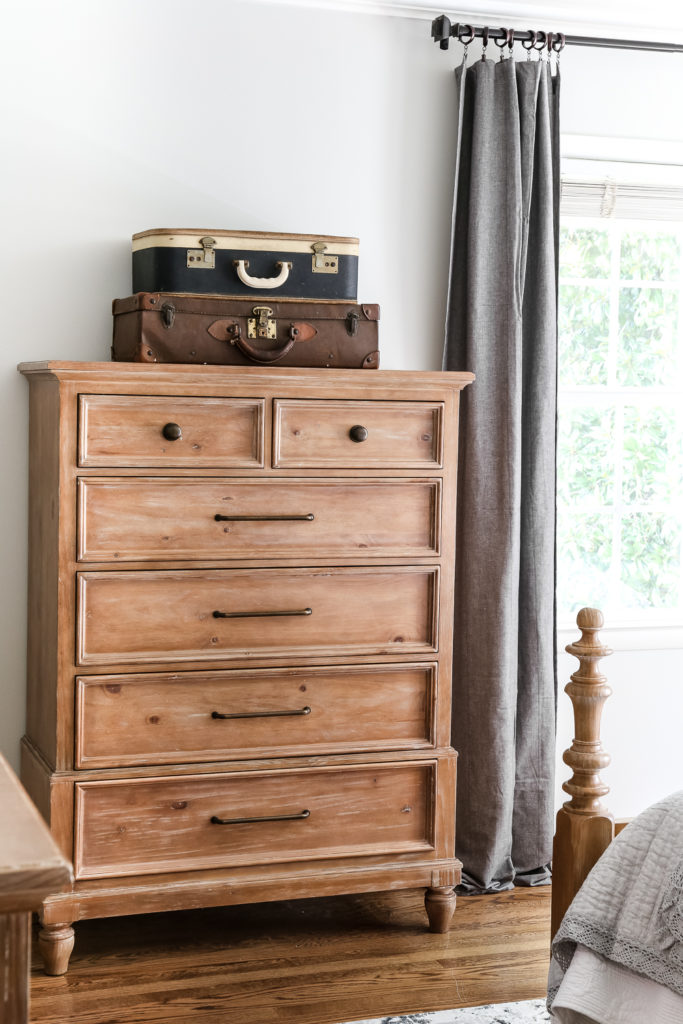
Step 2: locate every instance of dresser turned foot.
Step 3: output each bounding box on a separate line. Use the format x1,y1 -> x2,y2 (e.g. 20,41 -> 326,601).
38,923 -> 75,975
425,886 -> 456,933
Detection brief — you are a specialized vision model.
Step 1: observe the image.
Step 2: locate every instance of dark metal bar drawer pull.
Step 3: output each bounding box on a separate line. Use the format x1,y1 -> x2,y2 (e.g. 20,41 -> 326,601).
212,706 -> 311,720
212,608 -> 312,619
214,513 -> 314,522
211,810 -> 310,825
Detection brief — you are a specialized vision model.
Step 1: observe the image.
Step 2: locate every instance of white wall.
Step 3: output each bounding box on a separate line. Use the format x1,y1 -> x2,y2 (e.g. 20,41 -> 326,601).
1,0 -> 681,815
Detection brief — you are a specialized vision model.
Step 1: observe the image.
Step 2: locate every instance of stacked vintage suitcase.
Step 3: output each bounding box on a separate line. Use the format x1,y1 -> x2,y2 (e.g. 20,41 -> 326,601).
112,229 -> 379,368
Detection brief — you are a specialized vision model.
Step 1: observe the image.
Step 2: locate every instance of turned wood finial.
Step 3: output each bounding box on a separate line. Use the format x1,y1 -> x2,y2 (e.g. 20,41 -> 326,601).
562,607 -> 613,816
551,607 -> 615,938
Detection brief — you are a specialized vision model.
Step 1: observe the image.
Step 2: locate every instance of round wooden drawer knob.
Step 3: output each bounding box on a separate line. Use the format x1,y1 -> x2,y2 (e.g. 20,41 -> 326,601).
349,425 -> 368,443
162,422 -> 182,441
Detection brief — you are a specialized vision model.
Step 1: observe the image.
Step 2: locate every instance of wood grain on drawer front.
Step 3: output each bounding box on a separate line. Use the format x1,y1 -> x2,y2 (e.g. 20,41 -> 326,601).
78,394 -> 264,468
77,477 -> 441,561
273,400 -> 444,468
75,664 -> 438,768
76,567 -> 439,665
74,763 -> 434,879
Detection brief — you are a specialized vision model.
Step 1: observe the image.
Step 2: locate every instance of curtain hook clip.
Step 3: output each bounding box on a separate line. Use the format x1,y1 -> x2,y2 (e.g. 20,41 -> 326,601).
456,22 -> 475,64
481,25 -> 490,62
494,27 -> 508,61
522,30 -> 537,60
543,31 -> 553,62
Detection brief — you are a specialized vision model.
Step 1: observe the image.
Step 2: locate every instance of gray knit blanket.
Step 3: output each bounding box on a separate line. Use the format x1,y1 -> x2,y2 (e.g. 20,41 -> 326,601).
548,789 -> 683,1007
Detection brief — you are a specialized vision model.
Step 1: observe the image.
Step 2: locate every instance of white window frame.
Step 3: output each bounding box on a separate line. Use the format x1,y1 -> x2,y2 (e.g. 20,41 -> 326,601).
557,135 -> 683,651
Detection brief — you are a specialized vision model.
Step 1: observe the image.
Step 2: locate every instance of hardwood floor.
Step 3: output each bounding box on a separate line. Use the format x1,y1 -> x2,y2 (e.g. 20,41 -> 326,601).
30,886 -> 551,1024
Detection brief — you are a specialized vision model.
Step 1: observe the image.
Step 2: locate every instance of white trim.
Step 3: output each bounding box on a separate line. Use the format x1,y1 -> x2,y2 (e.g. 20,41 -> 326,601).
557,624 -> 683,652
248,0 -> 683,41
562,134 -> 683,168
561,135 -> 683,193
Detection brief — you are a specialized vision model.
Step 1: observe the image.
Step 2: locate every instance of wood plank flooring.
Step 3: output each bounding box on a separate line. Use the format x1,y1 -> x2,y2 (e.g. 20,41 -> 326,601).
30,886 -> 551,1024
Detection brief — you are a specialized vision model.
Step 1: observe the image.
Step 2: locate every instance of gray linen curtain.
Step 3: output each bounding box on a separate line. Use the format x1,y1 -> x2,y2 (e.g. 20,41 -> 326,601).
442,56 -> 560,892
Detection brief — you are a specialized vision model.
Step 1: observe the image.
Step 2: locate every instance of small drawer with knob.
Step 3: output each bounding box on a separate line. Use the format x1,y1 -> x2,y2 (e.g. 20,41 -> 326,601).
272,399 -> 444,469
78,394 -> 265,468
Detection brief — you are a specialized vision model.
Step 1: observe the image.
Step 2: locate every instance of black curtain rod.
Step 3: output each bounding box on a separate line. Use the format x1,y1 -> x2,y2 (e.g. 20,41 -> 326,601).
431,16 -> 683,54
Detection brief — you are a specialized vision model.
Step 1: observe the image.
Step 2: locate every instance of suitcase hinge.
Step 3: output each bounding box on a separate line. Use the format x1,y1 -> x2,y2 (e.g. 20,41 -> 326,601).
187,235 -> 216,269
248,306 -> 277,340
311,241 -> 338,275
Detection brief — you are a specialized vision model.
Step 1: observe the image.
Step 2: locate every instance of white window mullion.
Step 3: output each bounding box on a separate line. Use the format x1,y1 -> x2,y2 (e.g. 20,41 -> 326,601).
608,221 -> 623,615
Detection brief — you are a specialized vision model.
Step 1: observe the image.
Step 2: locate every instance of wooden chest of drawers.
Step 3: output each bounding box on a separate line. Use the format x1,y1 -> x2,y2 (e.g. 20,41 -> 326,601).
18,361 -> 473,975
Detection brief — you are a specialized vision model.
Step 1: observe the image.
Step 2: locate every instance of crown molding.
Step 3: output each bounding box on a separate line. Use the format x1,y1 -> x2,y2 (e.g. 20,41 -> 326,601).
250,0 -> 683,43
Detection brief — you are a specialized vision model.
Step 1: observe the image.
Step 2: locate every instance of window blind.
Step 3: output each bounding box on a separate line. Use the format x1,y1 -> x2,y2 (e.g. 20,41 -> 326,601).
560,178 -> 683,220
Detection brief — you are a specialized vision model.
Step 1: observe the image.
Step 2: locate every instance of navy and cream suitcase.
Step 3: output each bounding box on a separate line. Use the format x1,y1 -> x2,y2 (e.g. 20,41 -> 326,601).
132,229 -> 359,300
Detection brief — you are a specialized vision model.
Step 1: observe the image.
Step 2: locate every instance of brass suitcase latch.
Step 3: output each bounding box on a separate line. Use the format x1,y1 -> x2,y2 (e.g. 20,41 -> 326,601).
248,306 -> 277,339
311,242 -> 338,275
187,235 -> 216,269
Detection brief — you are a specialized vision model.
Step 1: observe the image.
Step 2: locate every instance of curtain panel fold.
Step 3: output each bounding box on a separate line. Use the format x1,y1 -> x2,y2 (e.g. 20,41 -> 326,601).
443,57 -> 560,892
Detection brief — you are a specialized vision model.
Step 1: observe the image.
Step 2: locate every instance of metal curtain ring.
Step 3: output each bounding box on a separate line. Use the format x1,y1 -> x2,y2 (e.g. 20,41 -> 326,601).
521,30 -> 537,51
494,27 -> 508,50
455,22 -> 475,46
507,28 -> 515,51
546,31 -> 554,53
534,30 -> 547,51
553,32 -> 566,52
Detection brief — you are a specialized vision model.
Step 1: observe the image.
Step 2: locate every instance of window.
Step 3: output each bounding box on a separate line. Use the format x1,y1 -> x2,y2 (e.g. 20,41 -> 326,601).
557,176 -> 683,631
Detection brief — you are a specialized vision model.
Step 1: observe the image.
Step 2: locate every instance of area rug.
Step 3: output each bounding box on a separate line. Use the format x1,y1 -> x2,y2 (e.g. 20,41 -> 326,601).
345,998 -> 550,1023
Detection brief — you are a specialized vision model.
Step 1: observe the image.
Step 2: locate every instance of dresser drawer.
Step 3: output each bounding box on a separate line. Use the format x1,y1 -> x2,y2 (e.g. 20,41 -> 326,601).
78,394 -> 264,468
74,762 -> 434,879
273,400 -> 444,468
75,664 -> 437,768
77,477 -> 441,562
76,567 -> 439,666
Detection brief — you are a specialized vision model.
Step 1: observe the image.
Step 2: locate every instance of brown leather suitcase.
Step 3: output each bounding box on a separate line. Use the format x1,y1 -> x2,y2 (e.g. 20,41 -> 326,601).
112,293 -> 379,369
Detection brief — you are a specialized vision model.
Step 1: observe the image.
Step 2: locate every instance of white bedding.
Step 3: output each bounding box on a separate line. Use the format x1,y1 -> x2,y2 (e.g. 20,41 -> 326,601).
550,944 -> 683,1023
549,790 -> 683,1008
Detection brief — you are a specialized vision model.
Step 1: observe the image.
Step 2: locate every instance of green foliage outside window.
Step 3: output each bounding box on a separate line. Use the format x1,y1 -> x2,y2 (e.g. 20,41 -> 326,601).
557,221 -> 683,623
559,284 -> 610,385
618,287 -> 678,386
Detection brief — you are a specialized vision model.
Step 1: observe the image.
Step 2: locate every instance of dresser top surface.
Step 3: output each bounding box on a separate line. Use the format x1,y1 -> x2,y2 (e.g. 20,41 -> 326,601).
18,361 -> 474,393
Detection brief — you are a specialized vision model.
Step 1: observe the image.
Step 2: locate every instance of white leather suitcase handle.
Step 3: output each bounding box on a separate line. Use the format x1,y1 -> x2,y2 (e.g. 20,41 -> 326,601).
234,259 -> 292,289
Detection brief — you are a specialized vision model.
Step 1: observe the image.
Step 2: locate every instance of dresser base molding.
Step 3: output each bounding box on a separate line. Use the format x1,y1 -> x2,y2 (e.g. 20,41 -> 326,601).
38,857 -> 461,973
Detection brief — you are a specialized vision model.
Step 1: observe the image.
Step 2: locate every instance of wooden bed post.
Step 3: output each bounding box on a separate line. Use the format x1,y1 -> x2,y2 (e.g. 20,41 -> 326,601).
551,607 -> 614,938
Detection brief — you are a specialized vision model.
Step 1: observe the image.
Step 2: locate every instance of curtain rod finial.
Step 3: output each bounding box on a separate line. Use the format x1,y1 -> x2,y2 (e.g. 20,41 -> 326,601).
431,14 -> 452,49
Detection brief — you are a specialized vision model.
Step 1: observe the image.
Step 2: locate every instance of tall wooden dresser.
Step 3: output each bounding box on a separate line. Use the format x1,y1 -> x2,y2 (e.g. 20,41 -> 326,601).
18,361 -> 473,974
